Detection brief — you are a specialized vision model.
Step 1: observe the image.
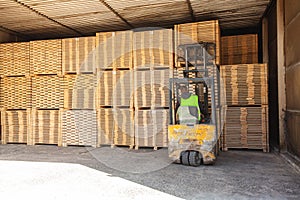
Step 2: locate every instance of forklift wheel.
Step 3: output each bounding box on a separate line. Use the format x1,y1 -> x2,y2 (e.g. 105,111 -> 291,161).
189,151 -> 201,167
180,151 -> 190,166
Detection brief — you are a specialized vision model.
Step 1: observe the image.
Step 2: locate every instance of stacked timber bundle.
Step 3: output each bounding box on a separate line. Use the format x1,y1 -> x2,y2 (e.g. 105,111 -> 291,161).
97,108 -> 114,146
134,109 -> 169,149
221,34 -> 258,65
61,110 -> 97,147
220,64 -> 269,152
0,42 -> 31,144
96,31 -> 133,70
62,36 -> 96,74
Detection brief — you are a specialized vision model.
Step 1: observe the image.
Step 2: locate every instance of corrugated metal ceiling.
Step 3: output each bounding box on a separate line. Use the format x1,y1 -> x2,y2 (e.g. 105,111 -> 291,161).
0,0 -> 271,40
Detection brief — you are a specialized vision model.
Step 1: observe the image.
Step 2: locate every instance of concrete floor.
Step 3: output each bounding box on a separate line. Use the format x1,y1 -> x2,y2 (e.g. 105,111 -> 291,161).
0,144 -> 299,200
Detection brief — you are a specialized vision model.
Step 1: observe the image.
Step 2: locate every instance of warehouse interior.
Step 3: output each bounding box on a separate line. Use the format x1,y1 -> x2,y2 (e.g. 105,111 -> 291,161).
0,0 -> 299,162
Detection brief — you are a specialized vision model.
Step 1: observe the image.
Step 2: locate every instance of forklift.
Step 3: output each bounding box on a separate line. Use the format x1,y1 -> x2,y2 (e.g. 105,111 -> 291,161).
168,43 -> 222,166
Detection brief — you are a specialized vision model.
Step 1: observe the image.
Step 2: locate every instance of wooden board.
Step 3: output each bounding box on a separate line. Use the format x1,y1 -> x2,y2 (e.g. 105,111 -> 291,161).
96,31 -> 133,70
221,34 -> 258,65
0,42 -> 30,76
61,110 -> 97,147
133,29 -> 173,69
32,75 -> 63,109
0,76 -> 31,109
1,109 -> 30,144
30,39 -> 62,75
135,109 -> 169,148
62,36 -> 96,74
174,20 -> 220,65
222,106 -> 269,152
31,109 -> 62,146
63,74 -> 97,109
220,64 -> 268,106
134,69 -> 171,108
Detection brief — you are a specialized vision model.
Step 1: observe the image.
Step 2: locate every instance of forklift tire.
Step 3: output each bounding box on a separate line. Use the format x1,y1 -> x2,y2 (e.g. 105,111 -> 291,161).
180,151 -> 190,166
189,151 -> 201,167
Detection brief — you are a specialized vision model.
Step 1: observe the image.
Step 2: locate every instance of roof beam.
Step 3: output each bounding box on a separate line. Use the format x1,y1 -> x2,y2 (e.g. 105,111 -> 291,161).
0,25 -> 32,40
13,0 -> 84,36
186,0 -> 196,21
98,0 -> 134,29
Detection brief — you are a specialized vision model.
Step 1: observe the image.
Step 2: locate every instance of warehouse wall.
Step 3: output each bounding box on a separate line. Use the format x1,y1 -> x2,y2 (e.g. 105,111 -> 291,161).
285,0 -> 300,157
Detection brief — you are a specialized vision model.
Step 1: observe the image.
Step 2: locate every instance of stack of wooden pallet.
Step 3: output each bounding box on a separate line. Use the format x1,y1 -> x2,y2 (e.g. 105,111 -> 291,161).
133,29 -> 173,149
96,30 -> 134,148
0,42 -> 31,144
61,36 -> 98,147
221,34 -> 258,65
220,64 -> 269,152
30,39 -> 63,146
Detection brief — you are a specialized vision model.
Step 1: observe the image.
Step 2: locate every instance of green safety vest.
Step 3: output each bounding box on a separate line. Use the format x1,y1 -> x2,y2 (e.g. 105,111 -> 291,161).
180,95 -> 201,120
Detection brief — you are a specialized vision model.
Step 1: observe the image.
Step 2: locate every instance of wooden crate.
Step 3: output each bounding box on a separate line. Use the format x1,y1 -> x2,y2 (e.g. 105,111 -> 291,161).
32,75 -> 63,109
61,110 -> 97,147
96,31 -> 133,70
0,76 -> 31,109
97,69 -> 133,107
1,109 -> 30,144
133,29 -> 173,69
220,64 -> 268,106
31,109 -> 62,145
113,108 -> 134,147
175,20 -> 220,65
134,69 -> 171,108
0,42 -> 30,76
221,34 -> 258,65
62,37 -> 96,74
97,108 -> 114,146
222,106 -> 269,152
30,39 -> 62,75
135,109 -> 169,148
63,74 -> 97,109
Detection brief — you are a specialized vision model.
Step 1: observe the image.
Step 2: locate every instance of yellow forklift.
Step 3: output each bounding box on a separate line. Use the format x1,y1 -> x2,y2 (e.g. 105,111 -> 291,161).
168,43 -> 222,166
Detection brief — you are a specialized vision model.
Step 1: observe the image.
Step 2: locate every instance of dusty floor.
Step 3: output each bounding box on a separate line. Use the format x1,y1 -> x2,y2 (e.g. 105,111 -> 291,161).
0,144 -> 299,199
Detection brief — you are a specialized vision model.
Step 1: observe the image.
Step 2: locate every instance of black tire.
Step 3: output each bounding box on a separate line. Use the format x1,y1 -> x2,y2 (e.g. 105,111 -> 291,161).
180,151 -> 190,166
189,151 -> 201,167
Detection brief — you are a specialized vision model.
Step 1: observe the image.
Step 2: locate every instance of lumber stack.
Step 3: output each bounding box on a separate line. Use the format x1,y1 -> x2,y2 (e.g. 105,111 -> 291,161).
174,20 -> 220,65
62,37 -> 96,74
220,64 -> 269,152
113,108 -> 134,147
97,108 -> 114,146
221,34 -> 258,65
61,110 -> 97,147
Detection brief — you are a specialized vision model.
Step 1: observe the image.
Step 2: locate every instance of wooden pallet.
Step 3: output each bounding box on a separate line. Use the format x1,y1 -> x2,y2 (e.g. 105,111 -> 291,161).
221,34 -> 258,65
222,106 -> 269,152
32,75 -> 63,109
1,109 -> 31,144
96,31 -> 133,70
31,109 -> 62,146
30,39 -> 62,75
62,36 -> 96,74
0,76 -> 31,109
133,29 -> 173,69
97,69 -> 134,107
134,69 -> 171,108
220,64 -> 268,106
134,109 -> 169,149
0,42 -> 30,76
97,108 -> 114,146
113,108 -> 134,147
174,20 -> 220,65
61,109 -> 97,147
63,74 -> 97,109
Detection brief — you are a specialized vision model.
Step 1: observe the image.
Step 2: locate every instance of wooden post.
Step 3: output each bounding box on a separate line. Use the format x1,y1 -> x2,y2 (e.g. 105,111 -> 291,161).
262,17 -> 269,64
277,0 -> 287,151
